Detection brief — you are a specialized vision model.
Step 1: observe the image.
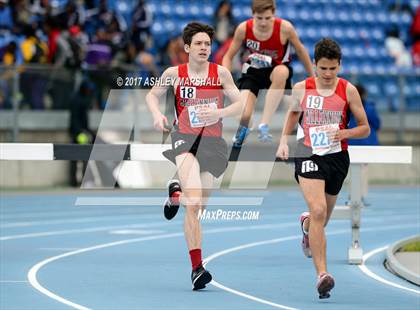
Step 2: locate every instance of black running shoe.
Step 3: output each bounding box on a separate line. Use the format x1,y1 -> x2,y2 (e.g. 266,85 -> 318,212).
317,272 -> 335,299
163,179 -> 182,220
191,265 -> 212,290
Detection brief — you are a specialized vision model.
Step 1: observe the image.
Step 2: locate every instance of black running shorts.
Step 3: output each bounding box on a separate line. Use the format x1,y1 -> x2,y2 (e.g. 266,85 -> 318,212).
294,143 -> 350,196
163,131 -> 228,178
237,64 -> 293,97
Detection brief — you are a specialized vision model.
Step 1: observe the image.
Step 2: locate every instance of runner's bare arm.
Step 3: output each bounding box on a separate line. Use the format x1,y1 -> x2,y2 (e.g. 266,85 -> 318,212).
218,65 -> 243,118
283,20 -> 314,76
277,81 -> 305,159
145,67 -> 177,131
222,22 -> 246,71
340,82 -> 370,140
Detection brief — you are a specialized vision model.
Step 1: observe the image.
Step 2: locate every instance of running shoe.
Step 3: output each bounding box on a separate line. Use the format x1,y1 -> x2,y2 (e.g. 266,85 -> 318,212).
163,179 -> 182,220
317,272 -> 335,299
191,265 -> 212,290
300,212 -> 312,258
258,124 -> 273,143
232,125 -> 250,148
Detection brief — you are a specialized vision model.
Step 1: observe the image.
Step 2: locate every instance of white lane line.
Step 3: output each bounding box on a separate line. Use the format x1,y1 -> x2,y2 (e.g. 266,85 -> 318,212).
0,215 -> 157,228
0,280 -> 29,283
203,224 -> 419,309
27,232 -> 185,310
204,236 -> 304,310
26,223 -> 298,310
75,196 -> 264,206
211,280 -> 297,310
40,248 -> 81,251
0,222 -> 293,241
109,230 -> 165,235
26,224 -> 418,310
358,246 -> 420,295
0,221 -> 179,241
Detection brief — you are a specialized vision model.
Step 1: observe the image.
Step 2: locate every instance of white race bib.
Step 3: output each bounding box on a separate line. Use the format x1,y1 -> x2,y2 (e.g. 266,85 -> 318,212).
188,102 -> 218,128
309,124 -> 341,155
248,53 -> 272,69
306,95 -> 324,110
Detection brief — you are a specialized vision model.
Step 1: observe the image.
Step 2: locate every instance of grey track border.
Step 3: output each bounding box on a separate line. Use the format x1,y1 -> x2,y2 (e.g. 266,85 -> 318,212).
386,235 -> 420,286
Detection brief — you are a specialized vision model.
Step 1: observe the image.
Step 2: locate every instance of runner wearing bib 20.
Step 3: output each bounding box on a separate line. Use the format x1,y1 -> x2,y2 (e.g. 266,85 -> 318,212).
223,0 -> 313,147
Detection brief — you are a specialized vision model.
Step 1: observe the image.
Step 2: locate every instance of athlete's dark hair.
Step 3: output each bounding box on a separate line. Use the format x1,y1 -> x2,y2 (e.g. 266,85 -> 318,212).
252,0 -> 276,13
314,38 -> 342,64
182,22 -> 214,46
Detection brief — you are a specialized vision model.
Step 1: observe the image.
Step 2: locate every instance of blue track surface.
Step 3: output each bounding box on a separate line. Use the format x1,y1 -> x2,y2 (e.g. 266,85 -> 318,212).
1,187 -> 419,310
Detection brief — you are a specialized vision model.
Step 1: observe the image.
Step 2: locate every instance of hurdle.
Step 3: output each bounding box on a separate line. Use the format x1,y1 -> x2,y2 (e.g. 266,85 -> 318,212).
0,143 -> 413,264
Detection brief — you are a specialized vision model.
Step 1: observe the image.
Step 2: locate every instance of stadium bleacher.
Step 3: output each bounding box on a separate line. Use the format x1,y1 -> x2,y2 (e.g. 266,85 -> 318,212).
0,0 -> 418,111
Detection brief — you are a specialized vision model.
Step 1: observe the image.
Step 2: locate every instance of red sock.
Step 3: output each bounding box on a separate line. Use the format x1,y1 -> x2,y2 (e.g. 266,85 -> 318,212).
189,249 -> 202,270
170,191 -> 181,205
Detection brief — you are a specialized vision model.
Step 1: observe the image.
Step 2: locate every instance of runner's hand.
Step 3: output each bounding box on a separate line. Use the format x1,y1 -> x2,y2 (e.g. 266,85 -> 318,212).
153,113 -> 169,132
276,142 -> 289,160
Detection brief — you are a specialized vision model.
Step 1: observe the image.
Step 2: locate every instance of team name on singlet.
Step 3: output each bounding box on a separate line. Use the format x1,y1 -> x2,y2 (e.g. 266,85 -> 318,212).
305,110 -> 343,125
179,97 -> 219,107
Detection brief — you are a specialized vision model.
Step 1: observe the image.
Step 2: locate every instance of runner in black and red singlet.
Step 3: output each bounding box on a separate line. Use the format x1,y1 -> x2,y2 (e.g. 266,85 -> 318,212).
277,38 -> 370,299
146,22 -> 242,291
223,0 -> 313,146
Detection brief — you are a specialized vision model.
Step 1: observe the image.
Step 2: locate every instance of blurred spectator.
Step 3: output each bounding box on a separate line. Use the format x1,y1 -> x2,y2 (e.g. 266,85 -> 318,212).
131,0 -> 153,50
112,41 -> 159,79
349,85 -> 381,146
44,17 -> 61,63
20,24 -> 48,109
69,80 -> 95,187
0,41 -> 17,109
56,0 -> 86,29
385,28 -> 412,67
85,28 -> 112,66
42,17 -> 76,109
29,0 -> 53,23
67,25 -> 88,68
86,28 -> 114,109
85,0 -> 127,39
107,15 -> 126,53
1,41 -> 17,65
388,0 -> 413,14
160,36 -> 188,68
0,0 -> 13,33
213,1 -> 236,46
410,6 -> 420,66
21,24 -> 48,62
11,0 -> 33,32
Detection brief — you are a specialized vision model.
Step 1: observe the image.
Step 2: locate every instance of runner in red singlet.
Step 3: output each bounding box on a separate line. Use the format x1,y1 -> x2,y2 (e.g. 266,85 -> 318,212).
276,38 -> 370,299
223,0 -> 313,146
146,22 -> 242,291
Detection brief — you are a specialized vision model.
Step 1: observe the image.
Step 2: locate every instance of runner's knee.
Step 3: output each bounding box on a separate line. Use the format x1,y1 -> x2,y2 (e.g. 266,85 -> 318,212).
309,204 -> 327,222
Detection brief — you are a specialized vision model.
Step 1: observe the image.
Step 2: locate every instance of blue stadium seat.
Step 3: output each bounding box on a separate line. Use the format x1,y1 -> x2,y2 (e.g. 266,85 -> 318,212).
366,82 -> 381,97
173,4 -> 186,17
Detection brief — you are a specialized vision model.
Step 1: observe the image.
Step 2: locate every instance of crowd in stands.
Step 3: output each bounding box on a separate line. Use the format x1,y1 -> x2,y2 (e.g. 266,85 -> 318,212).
0,0 -> 418,110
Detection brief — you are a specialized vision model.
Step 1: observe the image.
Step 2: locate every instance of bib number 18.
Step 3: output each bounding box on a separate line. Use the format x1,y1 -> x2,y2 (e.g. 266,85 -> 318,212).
180,86 -> 196,99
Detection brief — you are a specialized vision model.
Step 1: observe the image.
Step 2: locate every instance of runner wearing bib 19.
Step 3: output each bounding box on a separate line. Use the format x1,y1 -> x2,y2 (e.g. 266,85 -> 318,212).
276,38 -> 370,299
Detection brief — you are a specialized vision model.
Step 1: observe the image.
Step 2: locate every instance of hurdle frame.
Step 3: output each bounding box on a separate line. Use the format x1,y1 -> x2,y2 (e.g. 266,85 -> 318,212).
0,143 -> 413,264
